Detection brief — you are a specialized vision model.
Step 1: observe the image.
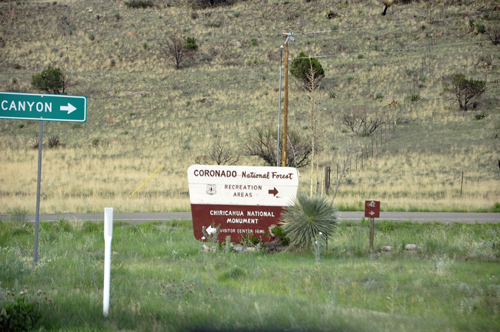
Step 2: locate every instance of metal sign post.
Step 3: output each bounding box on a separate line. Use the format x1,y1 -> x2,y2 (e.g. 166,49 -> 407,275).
0,91 -> 87,267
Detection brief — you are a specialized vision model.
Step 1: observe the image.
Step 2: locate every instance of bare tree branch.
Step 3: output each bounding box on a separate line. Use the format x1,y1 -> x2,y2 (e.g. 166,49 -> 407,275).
208,139 -> 239,165
341,109 -> 387,136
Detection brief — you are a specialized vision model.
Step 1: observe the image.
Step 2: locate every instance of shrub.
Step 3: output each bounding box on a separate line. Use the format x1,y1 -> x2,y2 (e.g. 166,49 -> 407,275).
31,66 -> 66,94
160,32 -> 196,69
280,194 -> 337,249
91,137 -> 100,147
474,111 -> 485,120
0,297 -> 42,332
47,136 -> 61,149
271,226 -> 290,245
251,38 -> 258,46
375,92 -> 383,101
183,37 -> 198,51
290,51 -> 325,91
486,27 -> 500,45
442,73 -> 485,111
190,0 -> 235,9
125,0 -> 154,8
410,93 -> 421,102
88,33 -> 95,41
476,23 -> 486,34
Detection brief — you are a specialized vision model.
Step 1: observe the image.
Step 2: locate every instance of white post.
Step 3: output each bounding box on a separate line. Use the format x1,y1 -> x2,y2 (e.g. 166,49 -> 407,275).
103,208 -> 113,317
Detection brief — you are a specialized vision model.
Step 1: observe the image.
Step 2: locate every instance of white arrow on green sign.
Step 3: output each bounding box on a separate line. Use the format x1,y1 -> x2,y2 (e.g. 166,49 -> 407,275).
0,91 -> 87,122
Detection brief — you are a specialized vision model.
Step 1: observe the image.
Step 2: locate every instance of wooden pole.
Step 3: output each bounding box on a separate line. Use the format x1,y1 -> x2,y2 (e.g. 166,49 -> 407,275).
460,171 -> 464,195
369,218 -> 374,250
325,166 -> 330,195
282,40 -> 289,167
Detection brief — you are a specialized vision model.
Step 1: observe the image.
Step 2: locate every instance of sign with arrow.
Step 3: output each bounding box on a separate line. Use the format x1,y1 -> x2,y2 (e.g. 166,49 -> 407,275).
364,200 -> 380,218
0,91 -> 86,122
187,165 -> 300,243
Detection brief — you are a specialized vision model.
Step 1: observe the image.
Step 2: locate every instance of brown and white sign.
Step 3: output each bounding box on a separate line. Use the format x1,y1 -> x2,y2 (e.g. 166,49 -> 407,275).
364,200 -> 380,218
187,165 -> 300,243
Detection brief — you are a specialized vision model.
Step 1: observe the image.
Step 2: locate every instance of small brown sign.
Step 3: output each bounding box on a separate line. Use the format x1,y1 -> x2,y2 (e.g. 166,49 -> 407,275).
364,200 -> 380,218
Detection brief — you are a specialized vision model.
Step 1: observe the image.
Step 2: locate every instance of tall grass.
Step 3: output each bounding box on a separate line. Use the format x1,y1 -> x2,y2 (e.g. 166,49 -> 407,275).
0,219 -> 499,331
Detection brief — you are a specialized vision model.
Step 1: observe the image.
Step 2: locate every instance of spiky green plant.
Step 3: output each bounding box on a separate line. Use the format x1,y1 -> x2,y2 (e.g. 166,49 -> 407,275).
280,194 -> 337,249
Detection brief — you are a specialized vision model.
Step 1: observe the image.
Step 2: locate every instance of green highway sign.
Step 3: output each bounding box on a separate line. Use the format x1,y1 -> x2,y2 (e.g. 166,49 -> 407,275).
0,91 -> 87,122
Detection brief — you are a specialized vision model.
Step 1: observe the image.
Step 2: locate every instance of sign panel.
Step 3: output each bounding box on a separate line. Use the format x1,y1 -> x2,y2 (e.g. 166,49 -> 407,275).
364,200 -> 380,218
187,165 -> 300,243
0,91 -> 87,122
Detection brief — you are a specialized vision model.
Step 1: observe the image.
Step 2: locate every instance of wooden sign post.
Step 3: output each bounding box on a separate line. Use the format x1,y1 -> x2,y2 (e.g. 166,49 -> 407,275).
364,200 -> 380,250
187,165 -> 300,243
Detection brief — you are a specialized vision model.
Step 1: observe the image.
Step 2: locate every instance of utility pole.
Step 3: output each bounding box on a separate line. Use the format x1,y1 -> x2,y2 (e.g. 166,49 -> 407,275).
282,32 -> 294,167
277,45 -> 283,166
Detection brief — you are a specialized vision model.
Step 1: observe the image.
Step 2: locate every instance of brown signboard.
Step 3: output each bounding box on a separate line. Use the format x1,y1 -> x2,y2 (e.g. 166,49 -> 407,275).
364,200 -> 380,218
187,165 -> 300,243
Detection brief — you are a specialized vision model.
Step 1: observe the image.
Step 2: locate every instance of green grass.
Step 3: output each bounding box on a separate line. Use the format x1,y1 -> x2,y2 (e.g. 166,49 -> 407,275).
1,219 -> 499,331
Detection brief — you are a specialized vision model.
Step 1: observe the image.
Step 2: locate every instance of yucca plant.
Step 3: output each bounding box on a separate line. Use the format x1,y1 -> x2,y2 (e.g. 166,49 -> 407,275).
280,193 -> 337,249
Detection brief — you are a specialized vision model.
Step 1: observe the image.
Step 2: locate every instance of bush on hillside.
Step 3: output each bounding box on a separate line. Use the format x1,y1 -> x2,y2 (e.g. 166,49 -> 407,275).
442,73 -> 485,111
189,0 -> 236,8
124,0 -> 154,8
184,37 -> 198,51
31,66 -> 67,94
290,51 -> 325,91
160,32 -> 196,69
487,27 -> 500,45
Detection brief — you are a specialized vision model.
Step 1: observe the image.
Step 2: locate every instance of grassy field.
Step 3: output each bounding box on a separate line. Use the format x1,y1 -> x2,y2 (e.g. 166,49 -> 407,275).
1,218 -> 499,331
0,0 -> 499,214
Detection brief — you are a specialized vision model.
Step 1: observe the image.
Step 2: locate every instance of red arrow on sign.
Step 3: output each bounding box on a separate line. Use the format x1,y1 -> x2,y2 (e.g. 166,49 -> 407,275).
268,187 -> 279,197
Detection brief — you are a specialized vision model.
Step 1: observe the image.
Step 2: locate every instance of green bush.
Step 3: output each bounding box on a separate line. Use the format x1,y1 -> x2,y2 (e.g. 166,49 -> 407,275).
31,66 -> 66,94
124,0 -> 154,8
183,37 -> 198,51
476,23 -> 486,34
290,51 -> 325,91
280,194 -> 337,249
271,226 -> 290,245
442,73 -> 485,111
0,297 -> 42,332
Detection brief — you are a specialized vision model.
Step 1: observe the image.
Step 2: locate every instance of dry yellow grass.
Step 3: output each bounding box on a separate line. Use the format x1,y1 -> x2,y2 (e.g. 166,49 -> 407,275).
0,0 -> 499,213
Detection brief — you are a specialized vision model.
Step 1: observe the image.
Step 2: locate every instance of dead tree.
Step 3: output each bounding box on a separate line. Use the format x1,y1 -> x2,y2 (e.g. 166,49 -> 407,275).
208,139 -> 239,165
341,109 -> 387,137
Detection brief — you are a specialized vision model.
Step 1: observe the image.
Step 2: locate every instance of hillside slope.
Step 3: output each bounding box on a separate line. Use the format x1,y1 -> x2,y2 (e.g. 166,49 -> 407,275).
0,0 -> 499,213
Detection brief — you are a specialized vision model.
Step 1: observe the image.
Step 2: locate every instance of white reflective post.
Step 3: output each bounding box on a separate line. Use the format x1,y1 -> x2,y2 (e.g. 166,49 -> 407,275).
103,208 -> 113,317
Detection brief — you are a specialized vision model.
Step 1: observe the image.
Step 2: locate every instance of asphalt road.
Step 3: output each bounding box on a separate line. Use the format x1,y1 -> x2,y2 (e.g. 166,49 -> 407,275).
1,212 -> 499,224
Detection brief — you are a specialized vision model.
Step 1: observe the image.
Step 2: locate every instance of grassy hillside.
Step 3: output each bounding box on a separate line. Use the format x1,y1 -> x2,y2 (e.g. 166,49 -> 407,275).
0,0 -> 499,214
